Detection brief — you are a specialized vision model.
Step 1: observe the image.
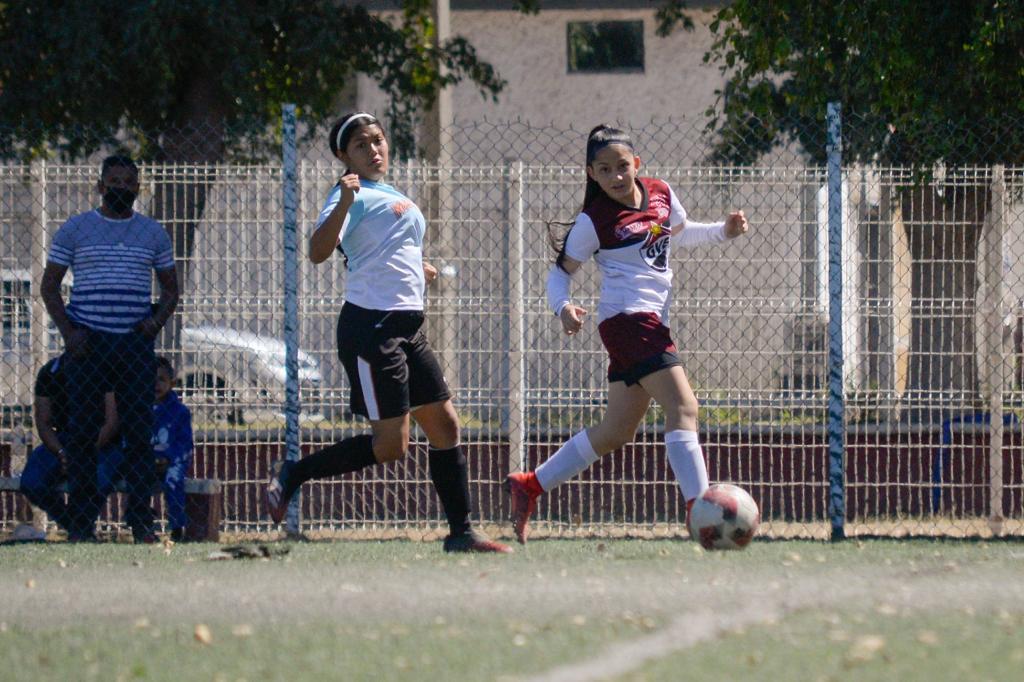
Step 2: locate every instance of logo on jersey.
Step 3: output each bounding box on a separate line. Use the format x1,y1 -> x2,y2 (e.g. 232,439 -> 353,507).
640,224 -> 671,271
649,195 -> 670,223
615,220 -> 652,240
391,200 -> 414,217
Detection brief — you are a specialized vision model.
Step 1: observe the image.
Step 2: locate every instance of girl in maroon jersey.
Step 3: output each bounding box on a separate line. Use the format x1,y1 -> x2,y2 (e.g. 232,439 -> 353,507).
506,125 -> 749,543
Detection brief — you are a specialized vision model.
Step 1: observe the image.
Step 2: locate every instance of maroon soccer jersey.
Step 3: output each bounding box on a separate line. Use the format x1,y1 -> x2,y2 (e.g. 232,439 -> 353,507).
586,177 -> 674,254
551,176 -> 731,383
563,177 -> 689,323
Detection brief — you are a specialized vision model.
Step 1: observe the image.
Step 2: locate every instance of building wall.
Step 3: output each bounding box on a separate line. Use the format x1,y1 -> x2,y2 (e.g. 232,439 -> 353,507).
356,6 -> 727,164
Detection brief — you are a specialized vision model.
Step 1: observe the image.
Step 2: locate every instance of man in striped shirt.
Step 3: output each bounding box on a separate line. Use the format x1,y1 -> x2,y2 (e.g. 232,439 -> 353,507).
40,155 -> 179,542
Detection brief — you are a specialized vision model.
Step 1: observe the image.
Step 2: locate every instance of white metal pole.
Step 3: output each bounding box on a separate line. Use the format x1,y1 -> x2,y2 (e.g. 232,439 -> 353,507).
507,161 -> 526,474
984,165 -> 1006,535
422,0 -> 456,383
29,160 -> 49,530
30,160 -> 48,384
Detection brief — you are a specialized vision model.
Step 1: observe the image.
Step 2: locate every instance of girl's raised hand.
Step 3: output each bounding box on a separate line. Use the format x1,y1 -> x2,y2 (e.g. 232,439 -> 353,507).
340,173 -> 361,204
724,210 -> 749,239
560,304 -> 587,337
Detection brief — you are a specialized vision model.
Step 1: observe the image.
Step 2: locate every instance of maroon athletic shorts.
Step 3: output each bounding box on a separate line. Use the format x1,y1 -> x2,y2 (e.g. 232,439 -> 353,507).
597,311 -> 681,386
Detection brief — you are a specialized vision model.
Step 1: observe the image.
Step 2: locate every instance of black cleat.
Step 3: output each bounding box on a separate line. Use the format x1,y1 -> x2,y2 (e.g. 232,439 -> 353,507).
266,459 -> 296,524
443,529 -> 513,554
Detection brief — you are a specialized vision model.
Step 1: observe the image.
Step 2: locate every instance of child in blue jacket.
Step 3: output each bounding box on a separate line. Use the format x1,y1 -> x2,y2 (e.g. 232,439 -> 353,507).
152,356 -> 194,541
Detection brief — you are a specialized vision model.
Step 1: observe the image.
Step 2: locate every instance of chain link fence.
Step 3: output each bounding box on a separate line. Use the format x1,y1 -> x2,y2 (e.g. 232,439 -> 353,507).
1,109 -> 1022,541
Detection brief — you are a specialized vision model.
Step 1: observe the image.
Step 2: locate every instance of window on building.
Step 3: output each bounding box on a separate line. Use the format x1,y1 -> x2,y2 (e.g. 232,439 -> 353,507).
567,20 -> 644,74
1,278 -> 30,339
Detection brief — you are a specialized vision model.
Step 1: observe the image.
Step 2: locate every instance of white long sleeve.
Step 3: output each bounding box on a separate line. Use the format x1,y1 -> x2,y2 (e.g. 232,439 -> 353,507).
547,264 -> 573,317
672,220 -> 727,248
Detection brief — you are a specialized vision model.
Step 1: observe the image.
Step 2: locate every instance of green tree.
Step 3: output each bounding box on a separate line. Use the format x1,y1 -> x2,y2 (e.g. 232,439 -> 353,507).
0,0 -> 507,361
703,1 -> 1024,166
0,0 -> 505,161
702,1 -> 1024,419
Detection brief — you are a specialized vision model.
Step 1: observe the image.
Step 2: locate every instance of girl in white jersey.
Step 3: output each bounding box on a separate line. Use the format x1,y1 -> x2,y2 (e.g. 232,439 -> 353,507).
506,125 -> 749,543
266,112 -> 510,553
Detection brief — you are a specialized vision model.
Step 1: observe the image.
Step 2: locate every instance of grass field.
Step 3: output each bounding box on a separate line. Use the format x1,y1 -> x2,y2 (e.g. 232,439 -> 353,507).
1,537 -> 1023,681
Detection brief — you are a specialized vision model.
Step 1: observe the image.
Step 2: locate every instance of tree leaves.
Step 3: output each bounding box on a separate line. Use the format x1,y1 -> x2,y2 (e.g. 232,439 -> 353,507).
0,0 -> 508,162
704,0 -> 1024,165
655,0 -> 695,38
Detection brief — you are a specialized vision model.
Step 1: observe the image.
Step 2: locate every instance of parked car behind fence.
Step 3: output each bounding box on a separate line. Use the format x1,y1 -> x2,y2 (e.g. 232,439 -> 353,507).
2,269 -> 324,427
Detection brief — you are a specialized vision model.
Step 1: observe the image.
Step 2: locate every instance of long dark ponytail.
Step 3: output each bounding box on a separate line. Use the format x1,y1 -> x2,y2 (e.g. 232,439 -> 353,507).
549,125 -> 635,271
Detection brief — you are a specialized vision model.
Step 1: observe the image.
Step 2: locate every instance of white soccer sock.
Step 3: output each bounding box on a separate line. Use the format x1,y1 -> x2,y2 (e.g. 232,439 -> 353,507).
665,429 -> 709,501
535,429 -> 599,492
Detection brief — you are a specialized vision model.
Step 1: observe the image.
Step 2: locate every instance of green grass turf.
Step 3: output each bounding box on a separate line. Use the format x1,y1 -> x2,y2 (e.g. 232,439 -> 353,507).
0,539 -> 1022,681
630,608 -> 1024,682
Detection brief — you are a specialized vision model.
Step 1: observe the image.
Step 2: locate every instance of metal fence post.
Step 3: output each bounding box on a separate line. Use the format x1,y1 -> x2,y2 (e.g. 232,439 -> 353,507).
826,101 -> 846,541
506,161 -> 526,474
281,103 -> 302,535
30,160 -> 49,397
28,160 -> 49,530
983,165 -> 1006,535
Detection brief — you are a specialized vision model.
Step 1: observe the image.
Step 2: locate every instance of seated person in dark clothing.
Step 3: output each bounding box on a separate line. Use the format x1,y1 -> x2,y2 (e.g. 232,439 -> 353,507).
20,353 -> 124,541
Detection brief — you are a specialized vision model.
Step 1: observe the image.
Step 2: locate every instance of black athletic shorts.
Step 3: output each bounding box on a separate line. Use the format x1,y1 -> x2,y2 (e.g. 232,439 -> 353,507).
336,302 -> 450,420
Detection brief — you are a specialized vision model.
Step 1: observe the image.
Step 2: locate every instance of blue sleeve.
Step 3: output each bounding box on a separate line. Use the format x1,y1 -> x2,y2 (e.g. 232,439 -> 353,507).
315,185 -> 341,230
166,404 -> 194,465
315,186 -> 365,232
48,220 -> 76,267
152,222 -> 175,271
347,195 -> 365,230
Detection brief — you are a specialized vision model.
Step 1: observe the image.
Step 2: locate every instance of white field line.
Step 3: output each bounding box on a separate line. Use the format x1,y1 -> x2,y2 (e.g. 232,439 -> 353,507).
518,564 -> 1015,682
520,598 -> 793,682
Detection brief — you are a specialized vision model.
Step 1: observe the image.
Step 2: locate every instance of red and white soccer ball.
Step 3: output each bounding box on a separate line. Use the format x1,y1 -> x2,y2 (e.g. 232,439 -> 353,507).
688,483 -> 760,550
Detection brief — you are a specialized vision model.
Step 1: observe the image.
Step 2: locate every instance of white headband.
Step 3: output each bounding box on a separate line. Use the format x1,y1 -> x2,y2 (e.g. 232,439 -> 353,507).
335,113 -> 377,152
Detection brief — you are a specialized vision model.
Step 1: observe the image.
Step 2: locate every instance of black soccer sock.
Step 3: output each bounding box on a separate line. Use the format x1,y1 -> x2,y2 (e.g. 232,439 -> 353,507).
283,434 -> 376,501
428,445 -> 472,536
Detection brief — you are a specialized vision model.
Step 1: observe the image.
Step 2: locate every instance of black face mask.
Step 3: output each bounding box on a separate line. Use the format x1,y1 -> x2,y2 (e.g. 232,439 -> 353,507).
103,187 -> 137,213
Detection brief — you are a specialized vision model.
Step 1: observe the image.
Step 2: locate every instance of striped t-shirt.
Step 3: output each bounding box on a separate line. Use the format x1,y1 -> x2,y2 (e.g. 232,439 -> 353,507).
47,209 -> 175,333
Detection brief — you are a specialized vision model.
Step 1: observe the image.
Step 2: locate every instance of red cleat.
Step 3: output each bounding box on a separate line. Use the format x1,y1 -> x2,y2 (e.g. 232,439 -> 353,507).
443,529 -> 513,554
505,471 -> 542,545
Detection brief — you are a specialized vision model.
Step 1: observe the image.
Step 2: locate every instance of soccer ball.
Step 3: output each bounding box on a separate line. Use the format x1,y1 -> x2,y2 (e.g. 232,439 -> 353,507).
688,483 -> 760,550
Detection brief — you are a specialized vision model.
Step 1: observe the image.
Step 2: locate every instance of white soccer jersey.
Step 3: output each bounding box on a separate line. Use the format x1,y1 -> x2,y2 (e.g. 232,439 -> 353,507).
315,179 -> 426,311
561,177 -> 726,322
